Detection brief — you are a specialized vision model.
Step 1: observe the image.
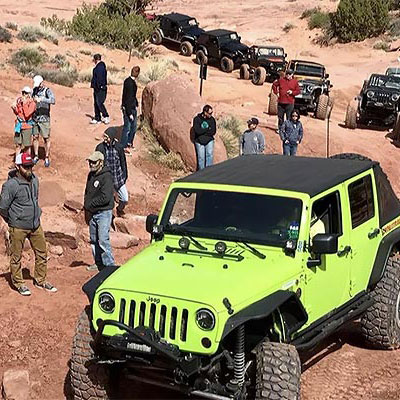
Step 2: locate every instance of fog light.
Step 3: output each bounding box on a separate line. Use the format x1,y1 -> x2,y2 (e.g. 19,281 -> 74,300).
179,237 -> 190,250
215,241 -> 227,254
201,338 -> 212,348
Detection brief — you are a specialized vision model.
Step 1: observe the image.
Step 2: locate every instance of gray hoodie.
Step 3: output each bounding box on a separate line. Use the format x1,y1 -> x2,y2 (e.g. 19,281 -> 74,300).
0,171 -> 42,230
239,129 -> 265,155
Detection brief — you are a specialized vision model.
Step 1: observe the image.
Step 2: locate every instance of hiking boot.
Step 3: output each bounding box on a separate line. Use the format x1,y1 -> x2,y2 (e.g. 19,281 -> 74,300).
86,264 -> 100,272
102,117 -> 110,125
17,285 -> 31,296
34,281 -> 58,293
44,158 -> 50,168
90,119 -> 101,125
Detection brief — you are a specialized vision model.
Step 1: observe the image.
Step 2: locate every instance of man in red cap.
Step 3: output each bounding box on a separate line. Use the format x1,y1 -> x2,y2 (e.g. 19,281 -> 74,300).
0,152 -> 57,296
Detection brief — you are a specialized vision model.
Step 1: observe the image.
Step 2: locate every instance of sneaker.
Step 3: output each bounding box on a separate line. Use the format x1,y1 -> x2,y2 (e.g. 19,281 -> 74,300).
44,158 -> 50,168
124,149 -> 132,156
33,157 -> 39,165
102,117 -> 110,125
90,119 -> 101,125
34,281 -> 58,293
86,264 -> 99,272
17,285 -> 31,296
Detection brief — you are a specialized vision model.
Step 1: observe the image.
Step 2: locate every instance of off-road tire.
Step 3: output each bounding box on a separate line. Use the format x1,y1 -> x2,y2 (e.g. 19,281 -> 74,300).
196,50 -> 208,65
240,64 -> 250,80
150,30 -> 162,45
252,67 -> 266,86
268,91 -> 278,115
180,41 -> 193,56
70,307 -> 110,400
391,112 -> 400,140
361,253 -> 400,349
329,153 -> 372,162
255,341 -> 301,399
345,103 -> 357,129
220,56 -> 234,73
315,94 -> 329,120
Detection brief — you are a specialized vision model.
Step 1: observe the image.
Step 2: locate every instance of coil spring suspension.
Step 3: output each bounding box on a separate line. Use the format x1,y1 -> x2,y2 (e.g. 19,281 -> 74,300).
233,325 -> 245,386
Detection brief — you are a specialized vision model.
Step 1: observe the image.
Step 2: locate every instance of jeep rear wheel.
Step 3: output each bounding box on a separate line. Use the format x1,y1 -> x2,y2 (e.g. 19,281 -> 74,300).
70,307 -> 111,399
361,253 -> 400,349
150,30 -> 162,45
220,56 -> 234,73
240,64 -> 250,80
252,67 -> 266,86
180,41 -> 193,56
391,112 -> 400,140
345,102 -> 357,129
255,341 -> 301,399
268,91 -> 278,115
196,50 -> 208,65
315,94 -> 329,120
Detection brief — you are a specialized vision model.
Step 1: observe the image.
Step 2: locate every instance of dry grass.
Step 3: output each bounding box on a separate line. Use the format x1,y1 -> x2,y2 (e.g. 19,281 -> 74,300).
137,58 -> 179,85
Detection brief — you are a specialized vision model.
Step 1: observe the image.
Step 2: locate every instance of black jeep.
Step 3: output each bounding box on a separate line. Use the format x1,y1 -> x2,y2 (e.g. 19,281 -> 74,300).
240,45 -> 287,85
195,29 -> 249,73
345,74 -> 400,131
150,13 -> 204,56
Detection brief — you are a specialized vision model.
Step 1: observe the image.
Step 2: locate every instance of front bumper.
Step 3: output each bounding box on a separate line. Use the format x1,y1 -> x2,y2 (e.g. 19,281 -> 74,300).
361,104 -> 396,125
295,93 -> 315,110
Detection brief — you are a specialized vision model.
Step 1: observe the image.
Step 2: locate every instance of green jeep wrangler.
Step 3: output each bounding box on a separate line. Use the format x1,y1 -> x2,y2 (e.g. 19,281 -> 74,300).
70,153 -> 400,400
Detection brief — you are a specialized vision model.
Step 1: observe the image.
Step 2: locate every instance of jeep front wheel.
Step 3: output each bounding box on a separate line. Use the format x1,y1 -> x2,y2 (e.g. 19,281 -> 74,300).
345,102 -> 357,129
252,67 -> 266,86
150,30 -> 162,45
255,341 -> 301,399
180,41 -> 193,56
315,94 -> 329,120
196,50 -> 208,65
391,112 -> 400,140
268,91 -> 278,115
220,56 -> 234,73
361,253 -> 400,349
240,64 -> 250,80
70,307 -> 111,399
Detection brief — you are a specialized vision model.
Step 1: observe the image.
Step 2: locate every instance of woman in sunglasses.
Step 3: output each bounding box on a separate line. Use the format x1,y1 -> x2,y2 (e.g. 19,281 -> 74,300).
279,110 -> 303,156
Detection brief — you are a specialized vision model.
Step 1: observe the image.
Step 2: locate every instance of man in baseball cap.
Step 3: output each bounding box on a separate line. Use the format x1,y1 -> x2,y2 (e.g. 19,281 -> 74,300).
0,152 -> 57,296
239,117 -> 265,155
84,150 -> 115,271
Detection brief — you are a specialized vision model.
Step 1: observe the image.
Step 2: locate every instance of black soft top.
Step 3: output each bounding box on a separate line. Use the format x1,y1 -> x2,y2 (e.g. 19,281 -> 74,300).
204,29 -> 236,37
178,155 -> 375,196
163,12 -> 194,21
290,59 -> 324,67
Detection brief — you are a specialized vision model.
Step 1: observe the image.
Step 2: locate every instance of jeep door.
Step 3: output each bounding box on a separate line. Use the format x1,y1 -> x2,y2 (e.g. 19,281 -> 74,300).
209,37 -> 220,59
304,188 -> 352,323
342,171 -> 380,296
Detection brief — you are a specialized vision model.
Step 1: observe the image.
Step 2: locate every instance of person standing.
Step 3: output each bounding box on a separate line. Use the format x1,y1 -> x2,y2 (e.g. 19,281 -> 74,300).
193,105 -> 216,170
84,151 -> 115,271
279,110 -> 303,156
272,69 -> 300,131
96,127 -> 129,217
32,75 -> 55,167
12,86 -> 36,156
239,117 -> 265,156
121,66 -> 140,153
90,54 -> 110,125
0,152 -> 57,296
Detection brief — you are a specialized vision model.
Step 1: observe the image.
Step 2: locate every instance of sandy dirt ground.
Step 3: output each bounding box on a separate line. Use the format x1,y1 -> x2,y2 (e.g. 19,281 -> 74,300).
0,0 -> 400,399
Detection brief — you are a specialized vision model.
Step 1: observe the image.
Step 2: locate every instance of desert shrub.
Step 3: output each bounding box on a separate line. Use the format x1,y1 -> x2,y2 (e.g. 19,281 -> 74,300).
331,0 -> 389,42
219,130 -> 238,158
40,15 -> 69,33
217,115 -> 245,159
308,11 -> 331,30
389,18 -> 400,37
283,23 -> 294,33
301,7 -> 321,19
34,67 -> 78,87
0,26 -> 12,43
373,41 -> 390,51
79,49 -> 92,55
5,22 -> 18,31
138,58 -> 179,84
17,25 -> 58,44
10,47 -> 46,75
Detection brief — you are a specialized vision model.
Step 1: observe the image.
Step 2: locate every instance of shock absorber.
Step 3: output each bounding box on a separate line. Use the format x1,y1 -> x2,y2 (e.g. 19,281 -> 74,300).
233,324 -> 245,386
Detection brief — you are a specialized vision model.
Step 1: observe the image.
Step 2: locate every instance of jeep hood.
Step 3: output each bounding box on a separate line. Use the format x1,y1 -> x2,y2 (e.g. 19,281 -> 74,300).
98,243 -> 295,313
295,75 -> 323,83
182,26 -> 204,37
221,42 -> 248,55
299,78 -> 323,85
259,56 -> 285,63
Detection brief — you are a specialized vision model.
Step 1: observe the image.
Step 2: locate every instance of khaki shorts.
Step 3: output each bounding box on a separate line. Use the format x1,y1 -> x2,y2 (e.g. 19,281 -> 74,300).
32,121 -> 50,139
14,128 -> 33,147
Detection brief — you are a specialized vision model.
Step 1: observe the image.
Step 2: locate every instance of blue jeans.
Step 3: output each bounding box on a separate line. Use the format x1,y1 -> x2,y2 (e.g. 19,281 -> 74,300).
89,210 -> 115,267
121,109 -> 137,148
195,140 -> 214,170
283,143 -> 298,156
116,184 -> 129,213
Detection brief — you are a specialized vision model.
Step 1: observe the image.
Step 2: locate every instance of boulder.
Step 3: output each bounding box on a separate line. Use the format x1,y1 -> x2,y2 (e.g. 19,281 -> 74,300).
48,245 -> 64,256
142,74 -> 227,171
2,369 -> 30,400
63,198 -> 83,213
110,232 -> 139,249
113,215 -> 148,240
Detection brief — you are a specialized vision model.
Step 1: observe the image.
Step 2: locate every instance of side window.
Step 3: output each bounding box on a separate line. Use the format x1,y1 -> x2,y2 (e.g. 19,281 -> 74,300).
348,175 -> 375,229
310,191 -> 342,238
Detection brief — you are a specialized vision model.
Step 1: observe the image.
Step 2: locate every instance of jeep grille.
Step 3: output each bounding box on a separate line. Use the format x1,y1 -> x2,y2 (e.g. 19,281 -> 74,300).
375,92 -> 391,103
118,299 -> 189,342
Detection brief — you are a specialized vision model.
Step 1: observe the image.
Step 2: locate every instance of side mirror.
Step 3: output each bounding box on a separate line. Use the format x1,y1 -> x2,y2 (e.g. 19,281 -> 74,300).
311,234 -> 338,254
325,73 -> 330,79
284,53 -> 287,58
146,214 -> 158,234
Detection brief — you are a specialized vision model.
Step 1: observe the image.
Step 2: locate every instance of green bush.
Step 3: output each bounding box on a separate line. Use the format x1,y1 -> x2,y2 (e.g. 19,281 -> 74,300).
308,11 -> 331,30
17,25 -> 58,44
373,40 -> 390,51
10,47 -> 46,75
301,7 -> 321,20
0,26 -> 12,43
389,18 -> 400,37
5,22 -> 18,31
217,115 -> 246,159
34,67 -> 78,87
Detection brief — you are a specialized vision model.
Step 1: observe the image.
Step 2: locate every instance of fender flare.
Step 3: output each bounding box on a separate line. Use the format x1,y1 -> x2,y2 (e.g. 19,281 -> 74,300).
221,290 -> 308,340
82,266 -> 119,304
156,28 -> 164,38
197,45 -> 208,56
181,35 -> 195,44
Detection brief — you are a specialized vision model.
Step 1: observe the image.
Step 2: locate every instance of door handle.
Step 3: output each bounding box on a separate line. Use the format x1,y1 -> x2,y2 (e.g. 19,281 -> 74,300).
337,246 -> 351,257
368,228 -> 380,239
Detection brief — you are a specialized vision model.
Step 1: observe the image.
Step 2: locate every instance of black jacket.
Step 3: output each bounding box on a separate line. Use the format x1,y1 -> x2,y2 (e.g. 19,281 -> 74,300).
193,113 -> 216,145
91,61 -> 107,91
84,166 -> 114,214
121,77 -> 138,116
95,142 -> 128,183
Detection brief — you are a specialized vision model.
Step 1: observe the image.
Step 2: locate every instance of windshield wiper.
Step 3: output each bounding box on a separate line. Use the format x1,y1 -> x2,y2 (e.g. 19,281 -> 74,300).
166,226 -> 207,250
239,242 -> 266,260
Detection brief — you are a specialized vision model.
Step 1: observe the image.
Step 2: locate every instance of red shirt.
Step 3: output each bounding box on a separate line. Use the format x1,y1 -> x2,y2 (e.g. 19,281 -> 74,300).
272,77 -> 300,104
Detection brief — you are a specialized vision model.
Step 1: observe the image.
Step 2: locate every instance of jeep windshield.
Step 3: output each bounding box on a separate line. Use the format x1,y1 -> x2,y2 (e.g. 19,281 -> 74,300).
181,18 -> 198,27
368,75 -> 400,90
218,33 -> 240,44
291,63 -> 324,78
259,48 -> 284,57
161,189 -> 302,247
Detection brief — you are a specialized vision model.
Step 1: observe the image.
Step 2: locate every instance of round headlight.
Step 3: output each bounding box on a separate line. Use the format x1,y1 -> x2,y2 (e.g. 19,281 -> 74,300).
196,309 -> 215,331
306,85 -> 313,93
367,91 -> 375,99
392,93 -> 400,102
99,292 -> 115,313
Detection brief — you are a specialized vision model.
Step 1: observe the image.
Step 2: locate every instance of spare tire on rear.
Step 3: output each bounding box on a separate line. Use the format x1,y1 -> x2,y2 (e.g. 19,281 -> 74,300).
315,94 -> 329,120
345,102 -> 357,129
268,91 -> 278,115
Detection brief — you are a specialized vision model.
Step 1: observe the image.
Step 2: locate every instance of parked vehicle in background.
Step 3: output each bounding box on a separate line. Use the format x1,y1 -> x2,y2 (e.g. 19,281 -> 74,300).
195,29 -> 249,72
150,13 -> 204,56
386,67 -> 400,78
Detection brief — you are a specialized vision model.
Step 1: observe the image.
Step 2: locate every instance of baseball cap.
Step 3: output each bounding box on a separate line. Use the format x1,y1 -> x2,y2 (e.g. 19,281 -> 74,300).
21,86 -> 31,94
15,152 -> 34,166
286,69 -> 294,75
104,127 -> 118,141
247,117 -> 259,125
33,75 -> 44,88
87,151 -> 104,162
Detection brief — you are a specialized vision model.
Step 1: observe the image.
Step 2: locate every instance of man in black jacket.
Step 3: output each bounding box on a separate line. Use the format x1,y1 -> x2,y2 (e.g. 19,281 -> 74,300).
96,127 -> 129,216
121,66 -> 140,153
193,104 -> 216,170
90,54 -> 110,125
84,151 -> 115,271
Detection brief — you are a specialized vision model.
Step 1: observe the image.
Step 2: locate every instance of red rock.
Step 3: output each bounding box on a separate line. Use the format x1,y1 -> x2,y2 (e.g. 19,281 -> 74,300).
110,232 -> 139,249
2,369 -> 30,400
113,215 -> 148,240
63,198 -> 83,213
